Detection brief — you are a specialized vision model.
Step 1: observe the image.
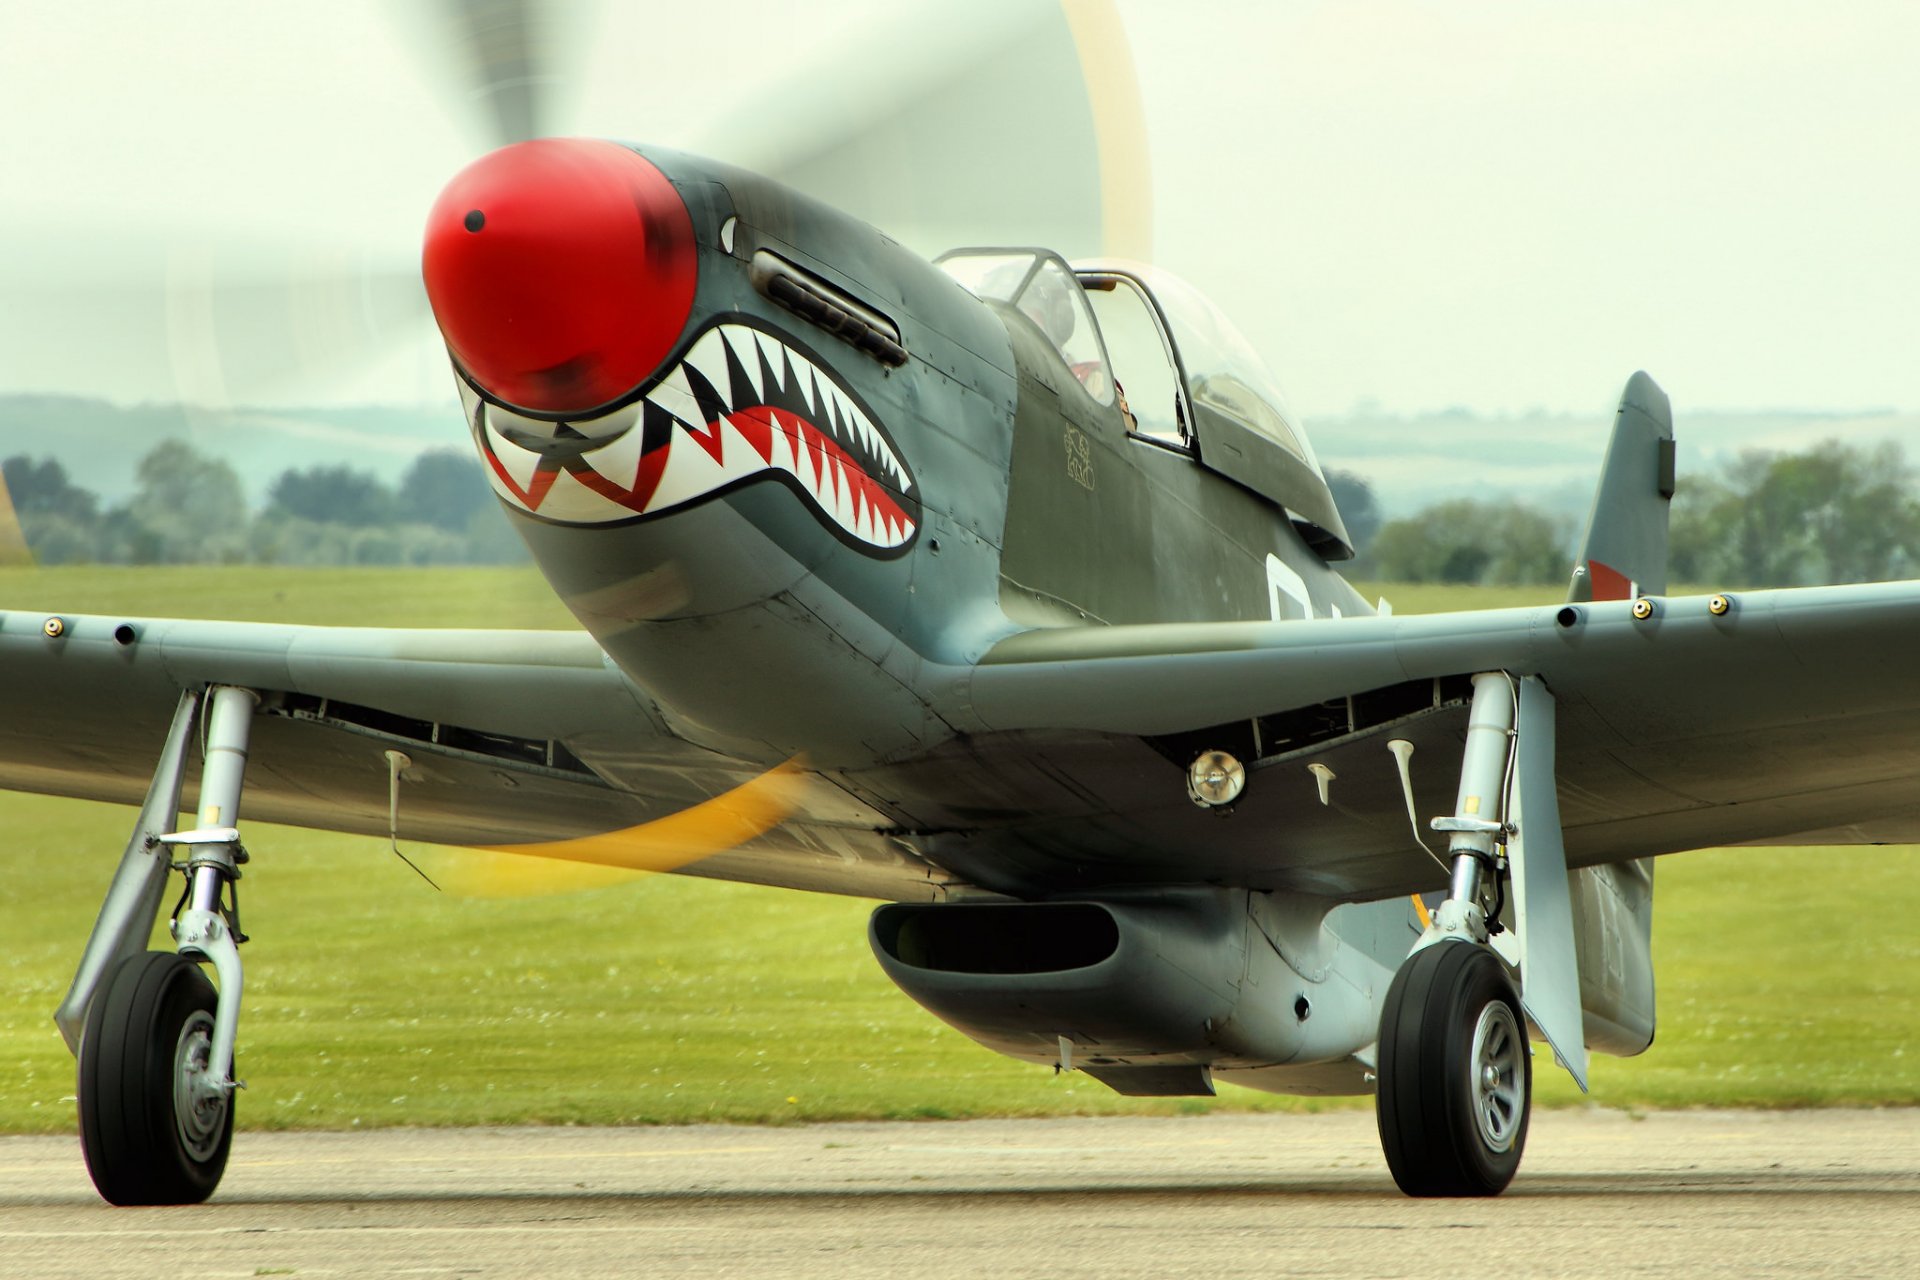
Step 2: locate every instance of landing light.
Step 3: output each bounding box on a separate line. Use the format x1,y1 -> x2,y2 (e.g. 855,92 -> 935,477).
1187,750 -> 1245,808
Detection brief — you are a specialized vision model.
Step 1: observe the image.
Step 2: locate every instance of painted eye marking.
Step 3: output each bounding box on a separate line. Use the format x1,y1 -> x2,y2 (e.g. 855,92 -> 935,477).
464,321 -> 917,553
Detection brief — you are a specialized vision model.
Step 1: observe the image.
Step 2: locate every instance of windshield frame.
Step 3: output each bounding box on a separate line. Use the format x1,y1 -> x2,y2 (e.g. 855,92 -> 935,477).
1075,267 -> 1196,453
1072,258 -> 1325,479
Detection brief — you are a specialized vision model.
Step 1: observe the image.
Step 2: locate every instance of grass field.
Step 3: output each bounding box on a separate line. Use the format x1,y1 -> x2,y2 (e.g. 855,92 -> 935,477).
4,566 -> 1917,1136
0,564 -> 577,630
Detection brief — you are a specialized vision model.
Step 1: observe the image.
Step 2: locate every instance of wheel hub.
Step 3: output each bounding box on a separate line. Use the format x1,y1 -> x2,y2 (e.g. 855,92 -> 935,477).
1469,1000 -> 1523,1154
172,1010 -> 227,1163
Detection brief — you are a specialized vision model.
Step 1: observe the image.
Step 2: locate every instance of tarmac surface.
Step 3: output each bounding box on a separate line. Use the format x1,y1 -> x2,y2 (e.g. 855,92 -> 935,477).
4,1110 -> 1919,1278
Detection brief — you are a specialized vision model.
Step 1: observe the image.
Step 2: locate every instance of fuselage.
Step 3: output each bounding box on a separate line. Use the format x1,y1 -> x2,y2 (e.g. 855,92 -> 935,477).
422,139 -> 1367,777
418,139 -> 1416,1099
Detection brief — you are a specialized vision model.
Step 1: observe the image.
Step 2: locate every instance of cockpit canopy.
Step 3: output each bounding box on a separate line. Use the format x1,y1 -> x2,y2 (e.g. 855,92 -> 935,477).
938,249 -> 1352,560
938,251 -> 1117,405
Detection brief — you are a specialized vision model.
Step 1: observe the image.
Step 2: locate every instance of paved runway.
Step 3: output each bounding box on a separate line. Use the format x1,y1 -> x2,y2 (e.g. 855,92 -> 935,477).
4,1110 -> 1919,1278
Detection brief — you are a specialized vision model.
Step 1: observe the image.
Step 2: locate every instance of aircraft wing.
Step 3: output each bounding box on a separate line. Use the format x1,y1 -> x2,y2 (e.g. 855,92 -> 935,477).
932,581 -> 1920,900
0,609 -> 939,899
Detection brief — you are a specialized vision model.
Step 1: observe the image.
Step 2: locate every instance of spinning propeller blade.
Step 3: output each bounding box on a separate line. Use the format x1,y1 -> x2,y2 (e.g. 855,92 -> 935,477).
408,758 -> 810,898
431,0 -> 563,148
6,2 -> 1148,411
1,6 -> 1154,893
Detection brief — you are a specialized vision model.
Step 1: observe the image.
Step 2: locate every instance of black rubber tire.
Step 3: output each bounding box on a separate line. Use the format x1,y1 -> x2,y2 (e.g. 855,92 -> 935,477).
1375,940 -> 1531,1197
78,951 -> 234,1205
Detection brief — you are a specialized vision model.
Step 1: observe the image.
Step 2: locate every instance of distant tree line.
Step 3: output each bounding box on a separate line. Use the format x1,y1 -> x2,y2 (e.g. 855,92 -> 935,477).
3,442 -> 526,566
1668,440 -> 1918,586
12,436 -> 1915,584
1336,438 -> 1920,588
1364,498 -> 1570,586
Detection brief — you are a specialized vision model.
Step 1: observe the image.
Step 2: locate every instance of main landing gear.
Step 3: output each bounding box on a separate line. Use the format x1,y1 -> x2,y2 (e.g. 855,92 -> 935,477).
1375,672 -> 1544,1197
58,686 -> 259,1205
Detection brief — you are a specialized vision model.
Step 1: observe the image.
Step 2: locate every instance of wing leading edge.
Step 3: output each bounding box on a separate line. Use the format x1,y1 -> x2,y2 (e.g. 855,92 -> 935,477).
0,609 -> 943,900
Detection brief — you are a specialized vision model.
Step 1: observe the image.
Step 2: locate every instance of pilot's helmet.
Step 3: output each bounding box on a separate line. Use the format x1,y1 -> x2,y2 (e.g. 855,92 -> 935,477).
1017,269 -> 1076,346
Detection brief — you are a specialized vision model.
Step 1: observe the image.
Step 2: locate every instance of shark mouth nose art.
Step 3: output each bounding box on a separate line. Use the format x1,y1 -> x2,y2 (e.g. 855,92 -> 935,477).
464,321 -> 918,554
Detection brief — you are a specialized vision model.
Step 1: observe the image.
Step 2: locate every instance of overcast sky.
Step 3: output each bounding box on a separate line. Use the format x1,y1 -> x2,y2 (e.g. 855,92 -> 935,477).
3,0 -> 1918,418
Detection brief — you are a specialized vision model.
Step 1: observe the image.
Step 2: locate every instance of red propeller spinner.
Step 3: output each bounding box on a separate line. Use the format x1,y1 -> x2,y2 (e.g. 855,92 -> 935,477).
422,139 -> 697,415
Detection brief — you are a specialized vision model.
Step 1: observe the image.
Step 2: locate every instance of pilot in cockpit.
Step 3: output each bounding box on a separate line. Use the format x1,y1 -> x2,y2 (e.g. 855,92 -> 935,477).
1016,265 -> 1075,346
1015,265 -> 1112,401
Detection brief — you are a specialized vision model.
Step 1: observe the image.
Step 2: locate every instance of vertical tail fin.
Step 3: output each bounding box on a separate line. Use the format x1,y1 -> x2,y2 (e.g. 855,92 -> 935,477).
1567,371 -> 1673,603
0,467 -> 33,568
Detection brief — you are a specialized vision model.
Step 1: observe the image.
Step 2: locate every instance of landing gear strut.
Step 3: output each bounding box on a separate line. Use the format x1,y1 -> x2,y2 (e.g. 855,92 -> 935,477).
1376,672 -> 1533,1197
67,685 -> 259,1205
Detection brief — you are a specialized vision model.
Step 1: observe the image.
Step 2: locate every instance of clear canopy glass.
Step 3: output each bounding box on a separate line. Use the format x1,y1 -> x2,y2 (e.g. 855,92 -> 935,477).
1078,260 -> 1323,474
941,251 -> 1321,468
938,251 -> 1113,404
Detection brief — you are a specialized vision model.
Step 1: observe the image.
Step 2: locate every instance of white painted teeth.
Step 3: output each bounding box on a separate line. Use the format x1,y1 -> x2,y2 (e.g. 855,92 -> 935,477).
651,365 -> 701,423
580,413 -> 646,488
475,405 -> 545,493
467,323 -> 913,548
720,327 -> 765,403
717,326 -> 899,490
751,331 -> 784,390
686,323 -> 913,506
682,327 -> 735,406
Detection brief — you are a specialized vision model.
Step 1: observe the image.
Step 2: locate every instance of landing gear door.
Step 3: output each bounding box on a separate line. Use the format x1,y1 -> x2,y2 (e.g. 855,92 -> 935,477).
1509,676 -> 1590,1092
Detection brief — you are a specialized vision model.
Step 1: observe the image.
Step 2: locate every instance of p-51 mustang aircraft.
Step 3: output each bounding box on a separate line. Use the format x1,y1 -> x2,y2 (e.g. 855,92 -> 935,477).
11,18 -> 1920,1210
